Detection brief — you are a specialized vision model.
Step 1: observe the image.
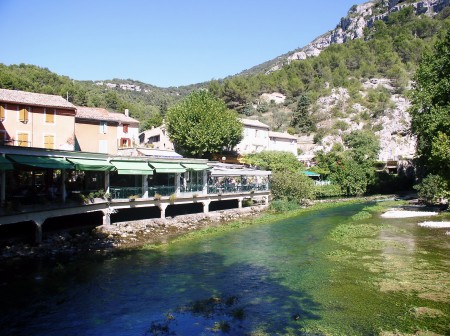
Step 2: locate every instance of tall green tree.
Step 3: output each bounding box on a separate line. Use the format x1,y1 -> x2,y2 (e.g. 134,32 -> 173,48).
410,28 -> 450,182
243,150 -> 304,172
290,95 -> 314,134
166,90 -> 243,158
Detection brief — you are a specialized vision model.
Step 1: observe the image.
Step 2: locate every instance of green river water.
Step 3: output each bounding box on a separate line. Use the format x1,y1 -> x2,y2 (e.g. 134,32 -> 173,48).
0,201 -> 449,335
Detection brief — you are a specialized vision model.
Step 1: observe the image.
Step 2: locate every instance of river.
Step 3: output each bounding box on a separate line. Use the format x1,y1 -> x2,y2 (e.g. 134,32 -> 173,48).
0,202 -> 449,335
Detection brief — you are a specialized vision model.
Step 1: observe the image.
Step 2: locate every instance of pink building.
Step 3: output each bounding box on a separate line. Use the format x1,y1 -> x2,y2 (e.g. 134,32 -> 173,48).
0,89 -> 76,150
75,107 -> 139,154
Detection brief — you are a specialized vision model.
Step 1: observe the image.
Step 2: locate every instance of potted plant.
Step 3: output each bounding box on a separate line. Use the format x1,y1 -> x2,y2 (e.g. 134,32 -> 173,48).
154,193 -> 162,201
169,193 -> 177,204
128,195 -> 139,202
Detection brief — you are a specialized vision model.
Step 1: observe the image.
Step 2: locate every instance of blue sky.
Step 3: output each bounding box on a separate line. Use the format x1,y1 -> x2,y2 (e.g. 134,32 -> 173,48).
0,0 -> 363,87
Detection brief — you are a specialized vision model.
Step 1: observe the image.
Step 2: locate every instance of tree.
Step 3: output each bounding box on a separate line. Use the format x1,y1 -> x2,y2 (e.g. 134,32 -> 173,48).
270,171 -> 315,204
414,174 -> 449,205
165,90 -> 243,158
290,95 -> 314,134
410,28 -> 450,183
243,151 -> 304,173
343,130 -> 380,164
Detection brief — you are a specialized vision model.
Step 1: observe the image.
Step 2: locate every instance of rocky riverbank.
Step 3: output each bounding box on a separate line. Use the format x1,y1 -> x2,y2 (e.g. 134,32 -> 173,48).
0,206 -> 267,260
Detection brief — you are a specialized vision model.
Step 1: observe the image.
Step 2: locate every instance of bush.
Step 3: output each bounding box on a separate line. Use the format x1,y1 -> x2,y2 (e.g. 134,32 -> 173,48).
414,174 -> 449,205
270,171 -> 315,204
269,199 -> 300,213
314,184 -> 343,198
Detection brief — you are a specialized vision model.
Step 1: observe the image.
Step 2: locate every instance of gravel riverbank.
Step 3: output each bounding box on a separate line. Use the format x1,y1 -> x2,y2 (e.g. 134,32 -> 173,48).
0,206 -> 267,260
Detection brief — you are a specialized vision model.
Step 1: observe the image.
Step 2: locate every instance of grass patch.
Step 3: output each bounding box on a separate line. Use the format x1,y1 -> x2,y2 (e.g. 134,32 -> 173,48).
351,210 -> 372,221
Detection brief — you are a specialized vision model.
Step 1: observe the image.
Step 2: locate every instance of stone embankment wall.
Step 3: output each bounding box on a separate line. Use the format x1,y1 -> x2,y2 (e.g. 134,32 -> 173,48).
0,206 -> 267,260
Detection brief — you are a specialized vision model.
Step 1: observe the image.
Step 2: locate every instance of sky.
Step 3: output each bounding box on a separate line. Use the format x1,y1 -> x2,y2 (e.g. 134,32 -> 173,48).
0,0 -> 363,88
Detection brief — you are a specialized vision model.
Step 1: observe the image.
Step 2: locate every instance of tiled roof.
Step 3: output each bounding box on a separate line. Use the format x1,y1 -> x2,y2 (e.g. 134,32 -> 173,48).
109,111 -> 139,125
0,88 -> 76,109
76,106 -> 139,125
240,118 -> 270,129
139,126 -> 164,137
269,131 -> 298,140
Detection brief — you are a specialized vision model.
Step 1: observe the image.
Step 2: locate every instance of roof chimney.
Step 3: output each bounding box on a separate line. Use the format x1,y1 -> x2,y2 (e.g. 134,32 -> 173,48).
125,109 -> 129,117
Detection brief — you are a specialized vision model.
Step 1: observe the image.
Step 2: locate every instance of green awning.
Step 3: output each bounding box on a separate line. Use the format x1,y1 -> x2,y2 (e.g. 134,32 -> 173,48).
68,158 -> 114,171
111,160 -> 153,175
302,170 -> 320,177
181,163 -> 210,171
0,156 -> 13,170
7,154 -> 74,169
149,162 -> 186,173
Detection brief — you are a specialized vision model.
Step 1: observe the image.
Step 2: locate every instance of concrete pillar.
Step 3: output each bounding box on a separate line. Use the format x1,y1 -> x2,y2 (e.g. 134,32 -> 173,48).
34,218 -> 45,244
143,175 -> 149,198
61,169 -> 66,203
238,197 -> 243,209
175,173 -> 181,195
158,203 -> 168,219
202,170 -> 208,195
102,209 -> 111,226
202,200 -> 211,213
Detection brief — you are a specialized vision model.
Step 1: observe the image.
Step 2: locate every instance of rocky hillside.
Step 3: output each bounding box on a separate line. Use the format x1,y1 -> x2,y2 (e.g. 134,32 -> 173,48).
229,0 -> 450,162
243,0 -> 450,75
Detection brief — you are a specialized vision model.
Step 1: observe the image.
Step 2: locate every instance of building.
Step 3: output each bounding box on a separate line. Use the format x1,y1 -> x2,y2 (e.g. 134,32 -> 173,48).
268,131 -> 298,155
75,107 -> 139,154
139,125 -> 174,150
235,118 -> 270,154
0,88 -> 76,150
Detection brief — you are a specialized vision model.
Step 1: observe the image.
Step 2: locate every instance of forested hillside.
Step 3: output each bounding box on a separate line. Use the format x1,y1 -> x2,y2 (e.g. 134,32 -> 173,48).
0,64 -> 206,130
209,4 -> 450,126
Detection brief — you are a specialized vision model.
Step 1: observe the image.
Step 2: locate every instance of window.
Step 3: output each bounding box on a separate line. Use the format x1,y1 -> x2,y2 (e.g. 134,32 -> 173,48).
45,108 -> 55,123
44,135 -> 54,149
120,138 -> 131,148
123,124 -> 129,133
19,106 -> 29,123
0,104 -> 5,121
18,133 -> 29,147
99,121 -> 107,134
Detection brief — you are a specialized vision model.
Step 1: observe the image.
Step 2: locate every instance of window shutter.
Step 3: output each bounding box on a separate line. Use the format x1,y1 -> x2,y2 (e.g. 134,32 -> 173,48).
46,109 -> 54,123
0,105 -> 4,120
44,135 -> 54,149
18,133 -> 28,147
19,107 -> 29,122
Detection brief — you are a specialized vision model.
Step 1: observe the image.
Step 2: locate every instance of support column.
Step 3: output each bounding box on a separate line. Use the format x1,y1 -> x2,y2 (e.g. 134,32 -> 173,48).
202,200 -> 211,213
102,209 -> 111,226
158,203 -> 168,219
34,218 -> 44,244
142,175 -> 148,198
202,170 -> 208,195
238,197 -> 243,209
175,173 -> 181,195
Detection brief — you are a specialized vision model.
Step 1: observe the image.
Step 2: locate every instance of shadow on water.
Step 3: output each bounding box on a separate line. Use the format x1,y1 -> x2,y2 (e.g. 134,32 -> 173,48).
0,249 -> 322,336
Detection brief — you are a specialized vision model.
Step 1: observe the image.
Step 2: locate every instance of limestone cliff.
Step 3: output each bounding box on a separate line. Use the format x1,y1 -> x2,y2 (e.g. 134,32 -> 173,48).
265,0 -> 449,73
